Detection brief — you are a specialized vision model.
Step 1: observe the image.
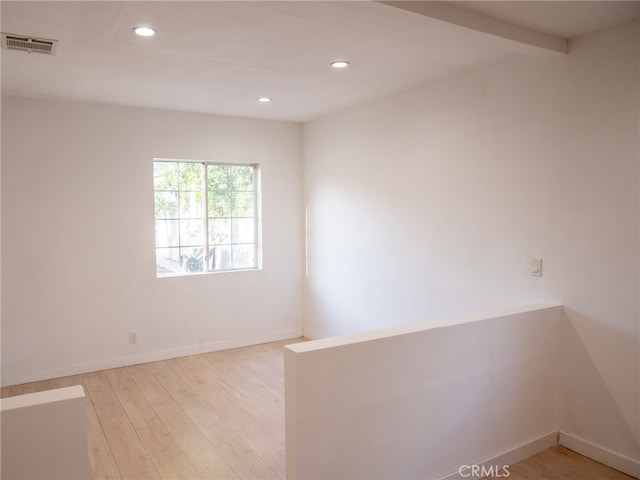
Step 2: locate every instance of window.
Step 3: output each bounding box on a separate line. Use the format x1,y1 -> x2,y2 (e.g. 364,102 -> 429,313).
153,160 -> 260,276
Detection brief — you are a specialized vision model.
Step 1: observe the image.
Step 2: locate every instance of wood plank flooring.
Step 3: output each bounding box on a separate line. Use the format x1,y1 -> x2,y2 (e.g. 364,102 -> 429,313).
2,338 -> 302,479
2,338 -> 636,480
487,445 -> 636,480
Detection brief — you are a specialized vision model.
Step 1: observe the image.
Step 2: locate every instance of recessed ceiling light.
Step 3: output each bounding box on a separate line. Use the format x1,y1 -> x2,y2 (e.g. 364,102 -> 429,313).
133,26 -> 156,37
331,60 -> 350,68
257,97 -> 272,103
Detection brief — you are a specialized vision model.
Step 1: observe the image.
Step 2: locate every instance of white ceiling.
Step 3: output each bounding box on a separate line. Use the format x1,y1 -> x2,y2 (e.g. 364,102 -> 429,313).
454,1 -> 640,38
2,1 -> 638,122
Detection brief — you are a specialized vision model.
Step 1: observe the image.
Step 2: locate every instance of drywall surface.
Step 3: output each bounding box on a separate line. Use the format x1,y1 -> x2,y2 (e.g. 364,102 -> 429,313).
285,304 -> 561,479
0,91 -> 3,472
1,98 -> 303,385
303,19 -> 639,467
1,385 -> 90,479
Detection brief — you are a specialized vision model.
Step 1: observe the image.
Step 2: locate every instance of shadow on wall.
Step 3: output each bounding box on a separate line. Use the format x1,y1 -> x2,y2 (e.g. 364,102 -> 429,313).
557,307 -> 639,461
286,305 -> 561,479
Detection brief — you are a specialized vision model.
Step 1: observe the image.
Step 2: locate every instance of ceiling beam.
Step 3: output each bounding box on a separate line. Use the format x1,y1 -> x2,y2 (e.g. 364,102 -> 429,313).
379,1 -> 568,57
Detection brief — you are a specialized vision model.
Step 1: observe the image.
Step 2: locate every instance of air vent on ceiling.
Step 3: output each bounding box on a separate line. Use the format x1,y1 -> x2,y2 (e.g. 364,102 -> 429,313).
1,33 -> 58,55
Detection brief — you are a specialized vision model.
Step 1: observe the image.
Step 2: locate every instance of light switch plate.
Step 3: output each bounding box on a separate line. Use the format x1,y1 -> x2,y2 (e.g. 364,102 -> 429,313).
531,258 -> 542,277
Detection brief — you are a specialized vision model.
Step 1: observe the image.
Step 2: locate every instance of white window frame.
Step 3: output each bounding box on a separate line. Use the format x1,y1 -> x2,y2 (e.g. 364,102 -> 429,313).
153,159 -> 261,277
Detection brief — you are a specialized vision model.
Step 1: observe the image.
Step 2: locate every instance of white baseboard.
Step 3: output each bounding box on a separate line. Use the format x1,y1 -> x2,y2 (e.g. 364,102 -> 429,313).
559,430 -> 640,479
1,328 -> 303,387
437,431 -> 558,480
435,430 -> 640,480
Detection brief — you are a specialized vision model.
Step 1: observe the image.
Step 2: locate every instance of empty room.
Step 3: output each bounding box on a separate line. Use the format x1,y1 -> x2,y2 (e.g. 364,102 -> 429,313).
1,1 -> 639,479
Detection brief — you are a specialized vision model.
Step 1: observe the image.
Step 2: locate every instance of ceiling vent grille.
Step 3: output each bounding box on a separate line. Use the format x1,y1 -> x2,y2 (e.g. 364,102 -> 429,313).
1,33 -> 58,55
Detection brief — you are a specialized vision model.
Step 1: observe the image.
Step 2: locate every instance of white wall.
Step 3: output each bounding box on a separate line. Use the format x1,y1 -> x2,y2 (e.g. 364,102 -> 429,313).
303,19 -> 639,467
0,94 -> 3,472
285,304 -> 561,479
1,385 -> 90,479
1,97 -> 304,385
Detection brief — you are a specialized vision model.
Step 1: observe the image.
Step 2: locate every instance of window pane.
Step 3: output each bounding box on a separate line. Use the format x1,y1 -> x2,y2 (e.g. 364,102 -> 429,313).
210,245 -> 231,271
207,165 -> 232,191
179,219 -> 204,247
155,220 -> 179,247
208,192 -> 231,217
179,191 -> 203,218
231,218 -> 254,244
180,246 -> 206,273
156,247 -> 181,275
209,218 -> 231,245
232,192 -> 254,217
232,244 -> 255,269
155,191 -> 178,219
179,162 -> 203,191
231,165 -> 253,190
154,162 -> 178,190
154,161 -> 258,276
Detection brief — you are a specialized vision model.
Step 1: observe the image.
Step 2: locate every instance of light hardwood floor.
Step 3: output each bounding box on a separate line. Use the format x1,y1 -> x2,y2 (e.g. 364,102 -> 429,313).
2,338 -> 304,479
487,445 -> 636,480
1,338 -> 636,480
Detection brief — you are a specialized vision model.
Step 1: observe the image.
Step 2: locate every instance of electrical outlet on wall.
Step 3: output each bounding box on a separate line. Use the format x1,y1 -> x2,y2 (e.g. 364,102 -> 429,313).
129,330 -> 138,344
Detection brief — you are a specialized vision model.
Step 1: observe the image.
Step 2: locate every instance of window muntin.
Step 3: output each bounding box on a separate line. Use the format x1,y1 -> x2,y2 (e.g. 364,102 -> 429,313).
153,160 -> 259,276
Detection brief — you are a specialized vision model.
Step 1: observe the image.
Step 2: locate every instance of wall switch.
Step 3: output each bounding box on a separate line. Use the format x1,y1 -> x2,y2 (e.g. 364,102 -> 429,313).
129,331 -> 137,344
531,258 -> 543,277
